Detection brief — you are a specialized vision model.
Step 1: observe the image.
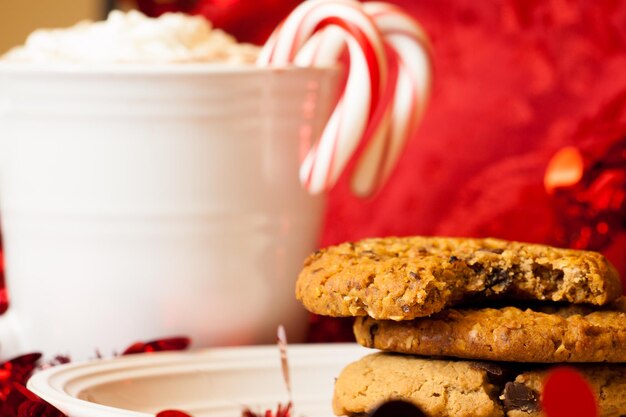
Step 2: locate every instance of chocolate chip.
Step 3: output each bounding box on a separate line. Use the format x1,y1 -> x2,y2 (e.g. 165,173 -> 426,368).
485,268 -> 513,292
470,362 -> 510,385
369,400 -> 426,417
583,325 -> 603,336
503,382 -> 540,413
478,248 -> 504,254
531,263 -> 564,293
449,256 -> 459,263
470,362 -> 504,376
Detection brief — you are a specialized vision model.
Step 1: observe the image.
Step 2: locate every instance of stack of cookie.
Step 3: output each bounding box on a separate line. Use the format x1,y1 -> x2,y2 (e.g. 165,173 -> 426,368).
296,237 -> 626,417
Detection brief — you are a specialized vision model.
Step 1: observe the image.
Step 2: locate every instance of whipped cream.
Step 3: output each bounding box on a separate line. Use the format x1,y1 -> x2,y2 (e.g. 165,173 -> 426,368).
2,10 -> 260,64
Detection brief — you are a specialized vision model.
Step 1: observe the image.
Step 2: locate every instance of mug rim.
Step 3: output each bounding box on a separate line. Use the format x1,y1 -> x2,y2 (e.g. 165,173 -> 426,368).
0,61 -> 339,76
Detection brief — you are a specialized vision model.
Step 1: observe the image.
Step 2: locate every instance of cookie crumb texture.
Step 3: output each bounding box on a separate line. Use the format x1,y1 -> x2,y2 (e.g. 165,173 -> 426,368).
333,353 -> 626,417
296,237 -> 622,320
332,353 -> 504,417
354,299 -> 626,362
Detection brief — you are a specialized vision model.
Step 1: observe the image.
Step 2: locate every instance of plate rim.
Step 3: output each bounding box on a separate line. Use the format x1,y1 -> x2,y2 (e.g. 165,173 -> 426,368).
27,343 -> 369,417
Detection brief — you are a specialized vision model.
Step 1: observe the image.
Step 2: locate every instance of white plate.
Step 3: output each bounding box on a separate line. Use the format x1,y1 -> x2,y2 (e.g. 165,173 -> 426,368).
28,343 -> 372,417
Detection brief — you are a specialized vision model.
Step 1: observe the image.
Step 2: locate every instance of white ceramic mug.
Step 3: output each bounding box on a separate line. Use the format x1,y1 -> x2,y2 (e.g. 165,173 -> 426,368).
0,63 -> 338,360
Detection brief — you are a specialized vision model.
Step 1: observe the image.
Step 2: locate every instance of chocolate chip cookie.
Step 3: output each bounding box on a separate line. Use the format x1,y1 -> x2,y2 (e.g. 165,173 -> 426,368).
353,298 -> 626,362
333,353 -> 626,417
296,237 -> 622,320
332,353 -> 505,417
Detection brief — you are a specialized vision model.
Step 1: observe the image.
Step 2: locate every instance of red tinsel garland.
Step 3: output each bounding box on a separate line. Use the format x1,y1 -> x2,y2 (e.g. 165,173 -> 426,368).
546,91 -> 626,254
0,337 -> 190,417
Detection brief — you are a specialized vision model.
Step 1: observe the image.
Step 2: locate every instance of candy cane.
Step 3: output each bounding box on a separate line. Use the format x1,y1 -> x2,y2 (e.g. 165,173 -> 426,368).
259,0 -> 387,194
352,2 -> 432,195
258,0 -> 432,195
300,17 -> 386,194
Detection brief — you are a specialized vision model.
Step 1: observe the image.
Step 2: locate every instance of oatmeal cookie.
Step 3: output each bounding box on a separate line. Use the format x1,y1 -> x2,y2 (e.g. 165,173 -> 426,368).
353,298 -> 626,362
296,237 -> 622,320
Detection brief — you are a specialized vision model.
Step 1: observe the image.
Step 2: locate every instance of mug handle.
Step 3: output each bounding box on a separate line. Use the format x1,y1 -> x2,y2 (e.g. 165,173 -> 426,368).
0,308 -> 22,359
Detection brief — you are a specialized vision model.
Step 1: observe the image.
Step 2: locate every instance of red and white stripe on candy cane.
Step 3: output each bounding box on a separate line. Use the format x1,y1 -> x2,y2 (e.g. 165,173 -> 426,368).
258,0 -> 432,196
